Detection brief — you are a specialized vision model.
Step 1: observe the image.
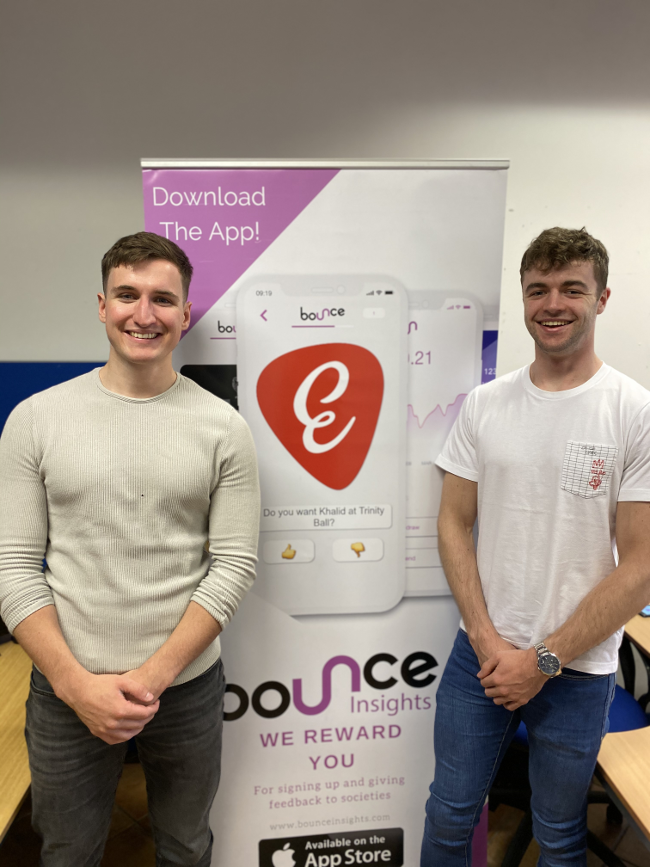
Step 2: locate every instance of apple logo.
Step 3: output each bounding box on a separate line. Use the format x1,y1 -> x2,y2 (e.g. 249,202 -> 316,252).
272,842 -> 296,867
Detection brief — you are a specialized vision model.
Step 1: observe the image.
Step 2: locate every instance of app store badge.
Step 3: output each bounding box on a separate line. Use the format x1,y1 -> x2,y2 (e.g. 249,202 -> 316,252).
259,828 -> 404,867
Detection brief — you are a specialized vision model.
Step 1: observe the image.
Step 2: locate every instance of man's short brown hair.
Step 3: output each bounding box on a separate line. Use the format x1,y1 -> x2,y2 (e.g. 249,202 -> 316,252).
101,232 -> 193,300
520,227 -> 609,295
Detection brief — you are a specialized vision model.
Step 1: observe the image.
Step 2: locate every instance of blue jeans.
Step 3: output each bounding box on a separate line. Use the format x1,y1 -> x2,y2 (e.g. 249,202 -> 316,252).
421,630 -> 615,867
25,658 -> 225,867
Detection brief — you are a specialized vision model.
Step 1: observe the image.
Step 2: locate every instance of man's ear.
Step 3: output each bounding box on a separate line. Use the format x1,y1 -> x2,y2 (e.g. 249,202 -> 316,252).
98,292 -> 107,323
182,300 -> 192,331
597,287 -> 611,315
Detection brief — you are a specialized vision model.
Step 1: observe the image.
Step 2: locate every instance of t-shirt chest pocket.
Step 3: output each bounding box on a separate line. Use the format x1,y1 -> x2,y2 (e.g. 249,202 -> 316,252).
561,441 -> 619,499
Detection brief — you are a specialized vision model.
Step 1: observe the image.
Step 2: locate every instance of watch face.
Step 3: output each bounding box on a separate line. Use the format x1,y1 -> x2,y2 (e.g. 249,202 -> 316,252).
538,653 -> 561,676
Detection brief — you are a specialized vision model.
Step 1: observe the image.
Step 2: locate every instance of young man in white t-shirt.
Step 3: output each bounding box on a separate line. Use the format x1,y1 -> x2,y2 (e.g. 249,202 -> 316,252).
420,227 -> 650,865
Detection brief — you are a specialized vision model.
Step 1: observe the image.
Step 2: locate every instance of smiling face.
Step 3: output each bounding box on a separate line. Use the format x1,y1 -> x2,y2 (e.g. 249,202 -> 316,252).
522,260 -> 609,358
98,259 -> 191,370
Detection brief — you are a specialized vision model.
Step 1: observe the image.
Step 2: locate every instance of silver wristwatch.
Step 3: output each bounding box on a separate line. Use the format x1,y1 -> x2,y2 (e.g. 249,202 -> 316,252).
534,642 -> 562,677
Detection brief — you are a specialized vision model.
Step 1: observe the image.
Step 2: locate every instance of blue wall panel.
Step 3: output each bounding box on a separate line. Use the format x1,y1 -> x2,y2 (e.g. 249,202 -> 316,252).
0,362 -> 103,434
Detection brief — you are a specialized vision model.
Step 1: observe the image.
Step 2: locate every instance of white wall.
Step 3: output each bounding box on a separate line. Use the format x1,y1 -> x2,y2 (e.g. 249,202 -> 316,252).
2,0 -> 649,385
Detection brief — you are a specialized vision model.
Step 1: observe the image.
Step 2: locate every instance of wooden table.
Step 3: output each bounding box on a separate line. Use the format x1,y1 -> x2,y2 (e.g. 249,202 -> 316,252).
625,614 -> 650,659
597,726 -> 650,847
0,641 -> 32,842
593,614 -> 650,851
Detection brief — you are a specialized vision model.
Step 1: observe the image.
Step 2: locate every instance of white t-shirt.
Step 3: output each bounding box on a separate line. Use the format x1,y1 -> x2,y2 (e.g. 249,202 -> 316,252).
436,364 -> 650,674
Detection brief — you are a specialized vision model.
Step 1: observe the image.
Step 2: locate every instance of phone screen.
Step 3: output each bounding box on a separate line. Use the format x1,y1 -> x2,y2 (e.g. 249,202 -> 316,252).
405,293 -> 483,596
237,276 -> 407,615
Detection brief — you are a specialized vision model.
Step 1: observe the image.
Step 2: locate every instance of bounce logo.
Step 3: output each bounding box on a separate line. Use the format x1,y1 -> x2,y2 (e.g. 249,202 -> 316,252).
225,651 -> 437,721
257,344 -> 384,489
300,306 -> 345,321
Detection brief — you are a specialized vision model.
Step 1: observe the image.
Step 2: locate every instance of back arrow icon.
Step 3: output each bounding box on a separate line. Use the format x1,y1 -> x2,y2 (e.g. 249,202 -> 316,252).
261,310 -> 268,321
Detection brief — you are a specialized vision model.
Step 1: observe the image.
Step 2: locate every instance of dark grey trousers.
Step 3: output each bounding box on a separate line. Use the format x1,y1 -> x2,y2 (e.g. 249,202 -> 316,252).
25,658 -> 225,867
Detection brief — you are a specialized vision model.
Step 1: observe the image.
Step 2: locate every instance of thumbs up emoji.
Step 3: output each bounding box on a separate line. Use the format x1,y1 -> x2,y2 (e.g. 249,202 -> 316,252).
281,544 -> 297,560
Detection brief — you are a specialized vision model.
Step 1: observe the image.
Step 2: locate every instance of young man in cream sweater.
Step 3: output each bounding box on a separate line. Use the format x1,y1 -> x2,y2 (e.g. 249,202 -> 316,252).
421,228 -> 650,865
0,232 -> 260,867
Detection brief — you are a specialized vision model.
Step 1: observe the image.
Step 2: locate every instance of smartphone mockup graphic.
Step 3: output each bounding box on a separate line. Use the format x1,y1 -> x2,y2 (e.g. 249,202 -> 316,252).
404,292 -> 483,597
237,276 -> 407,616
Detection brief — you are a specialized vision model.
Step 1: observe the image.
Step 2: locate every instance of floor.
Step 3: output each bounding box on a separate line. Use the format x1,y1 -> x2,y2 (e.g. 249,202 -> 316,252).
487,790 -> 650,867
1,767 -> 649,866
0,764 -> 155,867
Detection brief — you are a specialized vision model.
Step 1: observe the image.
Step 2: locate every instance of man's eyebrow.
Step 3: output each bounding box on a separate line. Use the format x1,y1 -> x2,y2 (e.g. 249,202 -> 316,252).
110,284 -> 181,299
524,279 -> 589,292
151,289 -> 180,298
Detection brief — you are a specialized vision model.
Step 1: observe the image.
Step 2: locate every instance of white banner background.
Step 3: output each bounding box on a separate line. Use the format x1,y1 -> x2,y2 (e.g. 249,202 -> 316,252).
143,161 -> 508,866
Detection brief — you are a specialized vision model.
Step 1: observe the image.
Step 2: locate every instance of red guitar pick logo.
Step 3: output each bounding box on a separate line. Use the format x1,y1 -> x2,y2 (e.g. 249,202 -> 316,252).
257,344 -> 384,490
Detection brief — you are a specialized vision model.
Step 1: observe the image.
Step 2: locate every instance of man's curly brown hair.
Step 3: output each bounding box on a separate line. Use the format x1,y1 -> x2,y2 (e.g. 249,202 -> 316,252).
520,227 -> 609,295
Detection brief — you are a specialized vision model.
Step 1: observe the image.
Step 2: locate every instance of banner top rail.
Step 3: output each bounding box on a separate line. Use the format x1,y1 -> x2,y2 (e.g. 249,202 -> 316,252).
141,158 -> 509,170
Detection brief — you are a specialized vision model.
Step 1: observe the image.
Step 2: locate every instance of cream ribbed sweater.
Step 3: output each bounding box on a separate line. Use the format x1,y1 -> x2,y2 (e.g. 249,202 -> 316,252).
0,370 -> 260,684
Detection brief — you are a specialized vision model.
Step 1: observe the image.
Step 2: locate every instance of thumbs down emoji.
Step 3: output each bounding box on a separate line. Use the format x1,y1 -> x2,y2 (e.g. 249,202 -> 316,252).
350,542 -> 365,558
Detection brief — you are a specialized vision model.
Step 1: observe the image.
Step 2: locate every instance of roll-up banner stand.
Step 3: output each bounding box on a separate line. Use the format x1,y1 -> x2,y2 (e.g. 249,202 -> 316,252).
141,160 -> 508,867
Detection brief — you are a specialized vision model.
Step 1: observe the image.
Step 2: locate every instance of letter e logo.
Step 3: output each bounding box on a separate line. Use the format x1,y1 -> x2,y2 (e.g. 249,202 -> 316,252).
257,344 -> 383,489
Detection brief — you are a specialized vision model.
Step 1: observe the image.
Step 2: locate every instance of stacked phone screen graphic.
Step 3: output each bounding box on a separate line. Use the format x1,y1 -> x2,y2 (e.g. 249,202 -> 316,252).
404,292 -> 483,596
237,276 -> 407,616
234,277 -> 484,616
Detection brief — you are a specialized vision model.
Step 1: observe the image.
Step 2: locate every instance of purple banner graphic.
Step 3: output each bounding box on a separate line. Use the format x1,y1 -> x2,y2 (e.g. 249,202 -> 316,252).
142,169 -> 339,331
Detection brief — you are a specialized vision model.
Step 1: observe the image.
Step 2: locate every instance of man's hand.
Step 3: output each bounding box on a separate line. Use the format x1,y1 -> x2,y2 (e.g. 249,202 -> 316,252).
121,601 -> 222,703
60,671 -> 160,745
124,663 -> 171,703
470,632 -> 517,668
478,647 -> 548,711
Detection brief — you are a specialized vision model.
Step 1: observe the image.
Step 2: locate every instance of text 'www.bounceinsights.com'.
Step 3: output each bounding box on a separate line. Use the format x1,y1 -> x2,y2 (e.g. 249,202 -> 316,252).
270,815 -> 391,831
